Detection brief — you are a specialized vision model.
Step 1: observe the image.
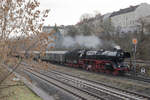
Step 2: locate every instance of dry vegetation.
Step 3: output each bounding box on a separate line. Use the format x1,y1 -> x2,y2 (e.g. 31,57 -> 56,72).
0,72 -> 42,100
0,0 -> 52,99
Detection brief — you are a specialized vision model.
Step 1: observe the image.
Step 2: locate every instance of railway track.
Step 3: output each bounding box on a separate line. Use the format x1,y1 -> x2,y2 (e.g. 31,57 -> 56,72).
24,68 -> 106,100
124,60 -> 150,83
125,60 -> 150,65
39,60 -> 150,84
22,60 -> 150,84
125,73 -> 150,83
22,63 -> 150,100
52,60 -> 150,84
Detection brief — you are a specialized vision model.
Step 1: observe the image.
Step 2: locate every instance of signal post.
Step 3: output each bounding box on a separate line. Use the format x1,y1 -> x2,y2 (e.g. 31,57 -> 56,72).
132,38 -> 137,74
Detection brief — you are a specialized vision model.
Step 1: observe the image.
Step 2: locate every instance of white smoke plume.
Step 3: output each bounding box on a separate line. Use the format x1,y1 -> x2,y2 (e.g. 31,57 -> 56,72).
75,35 -> 101,48
60,35 -> 121,50
62,36 -> 76,48
110,41 -> 121,49
62,35 -> 102,49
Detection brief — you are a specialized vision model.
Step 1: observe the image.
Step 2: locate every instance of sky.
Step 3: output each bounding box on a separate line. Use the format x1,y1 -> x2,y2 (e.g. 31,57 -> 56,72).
39,0 -> 150,26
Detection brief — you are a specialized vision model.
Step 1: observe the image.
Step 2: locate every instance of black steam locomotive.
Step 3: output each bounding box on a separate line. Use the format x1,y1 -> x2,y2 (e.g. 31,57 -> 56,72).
36,48 -> 130,75
64,49 -> 130,75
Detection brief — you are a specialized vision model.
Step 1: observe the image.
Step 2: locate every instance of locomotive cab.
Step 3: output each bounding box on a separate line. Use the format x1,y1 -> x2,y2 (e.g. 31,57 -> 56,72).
112,62 -> 129,75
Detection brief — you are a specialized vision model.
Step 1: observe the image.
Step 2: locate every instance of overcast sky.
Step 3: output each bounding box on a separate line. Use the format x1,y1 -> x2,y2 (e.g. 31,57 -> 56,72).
39,0 -> 150,26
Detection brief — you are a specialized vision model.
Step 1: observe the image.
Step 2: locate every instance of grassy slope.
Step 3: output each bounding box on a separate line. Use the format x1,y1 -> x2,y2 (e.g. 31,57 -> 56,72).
0,73 -> 42,100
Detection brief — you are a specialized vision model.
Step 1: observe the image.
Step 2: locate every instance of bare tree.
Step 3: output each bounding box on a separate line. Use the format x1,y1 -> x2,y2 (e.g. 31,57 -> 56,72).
66,25 -> 79,37
0,0 -> 51,91
135,18 -> 150,59
80,13 -> 93,22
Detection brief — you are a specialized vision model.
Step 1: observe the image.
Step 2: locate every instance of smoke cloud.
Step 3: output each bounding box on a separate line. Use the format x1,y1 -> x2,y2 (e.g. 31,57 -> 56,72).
62,36 -> 76,48
62,35 -> 102,49
55,35 -> 121,50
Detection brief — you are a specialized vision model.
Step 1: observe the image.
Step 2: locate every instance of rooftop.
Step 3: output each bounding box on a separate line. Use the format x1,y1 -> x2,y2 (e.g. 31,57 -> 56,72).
110,5 -> 139,17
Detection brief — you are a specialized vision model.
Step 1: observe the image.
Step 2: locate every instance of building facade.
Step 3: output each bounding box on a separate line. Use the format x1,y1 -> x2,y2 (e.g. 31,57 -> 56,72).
42,26 -> 65,49
110,3 -> 150,32
42,25 -> 67,36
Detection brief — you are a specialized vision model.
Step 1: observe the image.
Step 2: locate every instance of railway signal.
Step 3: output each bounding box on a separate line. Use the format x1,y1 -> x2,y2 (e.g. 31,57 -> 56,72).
132,38 -> 138,74
132,38 -> 137,45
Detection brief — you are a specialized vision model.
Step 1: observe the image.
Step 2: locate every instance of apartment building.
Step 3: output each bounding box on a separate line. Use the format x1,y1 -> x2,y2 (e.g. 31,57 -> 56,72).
110,3 -> 150,32
42,26 -> 64,48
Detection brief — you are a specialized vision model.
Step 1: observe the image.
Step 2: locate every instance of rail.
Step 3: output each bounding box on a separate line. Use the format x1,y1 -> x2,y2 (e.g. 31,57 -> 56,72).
22,62 -> 150,100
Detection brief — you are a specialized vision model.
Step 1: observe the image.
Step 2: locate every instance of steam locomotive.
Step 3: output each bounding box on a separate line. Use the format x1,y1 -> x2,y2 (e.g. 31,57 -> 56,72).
37,48 -> 131,75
